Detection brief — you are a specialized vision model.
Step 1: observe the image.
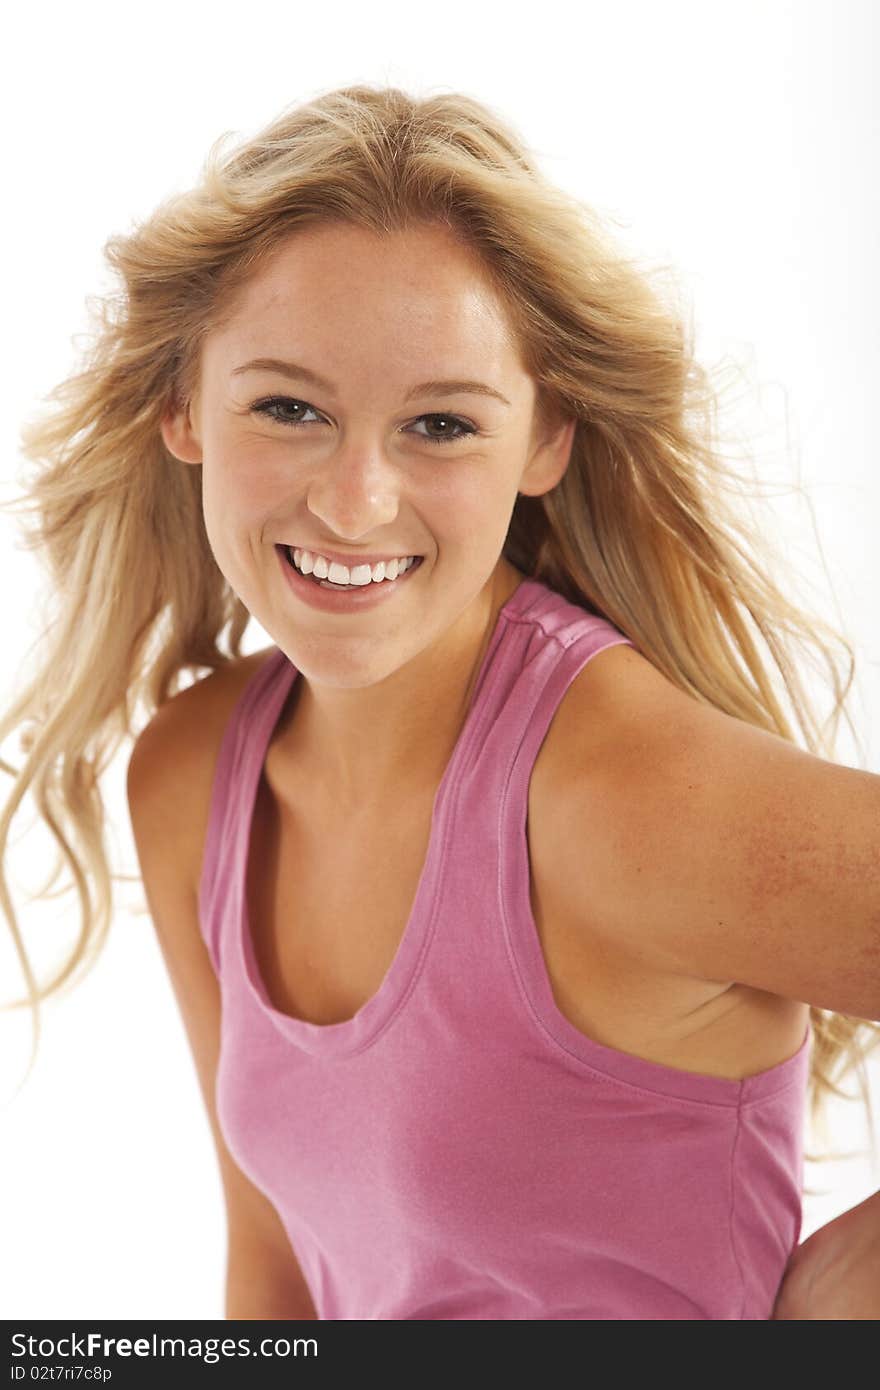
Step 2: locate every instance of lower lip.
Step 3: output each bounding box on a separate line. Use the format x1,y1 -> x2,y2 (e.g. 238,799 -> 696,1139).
276,546 -> 424,612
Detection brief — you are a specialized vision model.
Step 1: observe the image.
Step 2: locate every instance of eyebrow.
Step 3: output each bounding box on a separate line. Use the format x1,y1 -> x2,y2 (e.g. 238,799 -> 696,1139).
230,357 -> 511,407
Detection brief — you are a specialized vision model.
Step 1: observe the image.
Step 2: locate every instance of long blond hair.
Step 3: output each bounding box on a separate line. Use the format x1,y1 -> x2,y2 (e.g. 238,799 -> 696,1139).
2,84 -> 876,1173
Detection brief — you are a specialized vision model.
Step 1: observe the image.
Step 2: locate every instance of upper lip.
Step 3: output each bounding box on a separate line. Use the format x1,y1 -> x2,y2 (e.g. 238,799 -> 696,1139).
277,543 -> 422,567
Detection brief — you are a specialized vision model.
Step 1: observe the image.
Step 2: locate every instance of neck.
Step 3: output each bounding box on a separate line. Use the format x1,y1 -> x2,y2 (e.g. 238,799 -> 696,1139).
274,560 -> 526,813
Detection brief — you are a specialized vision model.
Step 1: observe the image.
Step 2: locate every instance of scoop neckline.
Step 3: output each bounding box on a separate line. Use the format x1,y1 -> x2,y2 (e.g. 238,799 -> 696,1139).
235,572 -> 544,1056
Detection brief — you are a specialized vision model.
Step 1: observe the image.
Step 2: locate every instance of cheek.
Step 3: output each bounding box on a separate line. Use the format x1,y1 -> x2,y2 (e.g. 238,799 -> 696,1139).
425,462 -> 513,536
201,455 -> 277,539
198,475 -> 260,593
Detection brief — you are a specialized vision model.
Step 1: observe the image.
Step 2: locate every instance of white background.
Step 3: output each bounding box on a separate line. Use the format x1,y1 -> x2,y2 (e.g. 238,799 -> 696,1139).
1,0 -> 878,1319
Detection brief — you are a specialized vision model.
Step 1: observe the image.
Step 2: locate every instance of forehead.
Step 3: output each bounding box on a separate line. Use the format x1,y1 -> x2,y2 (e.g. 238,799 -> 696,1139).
214,222 -> 520,364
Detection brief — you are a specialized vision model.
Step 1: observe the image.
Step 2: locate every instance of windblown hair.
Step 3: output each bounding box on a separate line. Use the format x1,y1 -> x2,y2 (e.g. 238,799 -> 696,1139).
1,84 -> 876,1179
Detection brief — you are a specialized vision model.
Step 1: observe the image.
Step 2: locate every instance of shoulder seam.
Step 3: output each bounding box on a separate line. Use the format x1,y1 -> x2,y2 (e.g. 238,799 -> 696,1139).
501,603 -> 633,653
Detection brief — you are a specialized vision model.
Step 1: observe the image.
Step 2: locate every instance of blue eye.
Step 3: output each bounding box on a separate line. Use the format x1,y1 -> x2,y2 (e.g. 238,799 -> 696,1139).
250,396 -> 478,447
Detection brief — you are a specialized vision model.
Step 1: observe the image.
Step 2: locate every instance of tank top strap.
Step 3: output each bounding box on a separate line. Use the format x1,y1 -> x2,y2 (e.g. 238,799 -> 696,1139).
198,648 -> 296,975
414,584 -> 635,1053
454,583 -> 636,801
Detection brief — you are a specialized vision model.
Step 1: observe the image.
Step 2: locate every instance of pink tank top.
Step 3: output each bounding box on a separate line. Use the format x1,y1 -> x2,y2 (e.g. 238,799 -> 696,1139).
198,575 -> 811,1320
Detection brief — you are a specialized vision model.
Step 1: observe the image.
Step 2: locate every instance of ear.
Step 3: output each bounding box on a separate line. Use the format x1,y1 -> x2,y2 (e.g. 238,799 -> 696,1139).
518,411 -> 577,498
160,398 -> 203,465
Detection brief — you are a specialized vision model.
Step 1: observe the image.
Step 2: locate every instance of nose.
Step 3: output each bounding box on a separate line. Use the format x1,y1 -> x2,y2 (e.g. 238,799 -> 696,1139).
305,443 -> 401,540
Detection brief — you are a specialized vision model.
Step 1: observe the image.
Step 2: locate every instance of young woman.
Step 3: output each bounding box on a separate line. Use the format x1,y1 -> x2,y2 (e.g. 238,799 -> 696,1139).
3,85 -> 879,1320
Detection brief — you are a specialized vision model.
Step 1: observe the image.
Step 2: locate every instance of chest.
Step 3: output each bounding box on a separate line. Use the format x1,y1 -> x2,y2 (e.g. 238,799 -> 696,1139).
245,710 -> 807,1083
246,770 -> 435,1027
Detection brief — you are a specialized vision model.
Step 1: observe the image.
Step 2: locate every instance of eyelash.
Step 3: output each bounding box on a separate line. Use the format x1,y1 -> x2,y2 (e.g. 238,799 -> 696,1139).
250,396 -> 479,447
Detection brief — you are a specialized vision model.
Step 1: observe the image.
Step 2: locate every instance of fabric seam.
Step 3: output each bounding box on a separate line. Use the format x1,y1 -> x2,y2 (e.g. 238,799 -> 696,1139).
501,603 -> 625,653
729,1092 -> 749,1319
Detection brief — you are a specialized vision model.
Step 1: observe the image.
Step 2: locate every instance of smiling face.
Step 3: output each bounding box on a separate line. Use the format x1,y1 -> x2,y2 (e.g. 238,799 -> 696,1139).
161,219 -> 575,690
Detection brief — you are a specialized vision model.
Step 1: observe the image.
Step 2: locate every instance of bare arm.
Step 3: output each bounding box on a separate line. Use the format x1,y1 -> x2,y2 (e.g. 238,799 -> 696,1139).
772,1188 -> 880,1320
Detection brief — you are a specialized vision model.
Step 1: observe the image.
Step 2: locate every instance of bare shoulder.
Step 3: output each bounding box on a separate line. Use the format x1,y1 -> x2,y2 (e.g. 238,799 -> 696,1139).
536,636 -> 755,947
531,636 -> 719,950
530,637 -> 814,1075
127,645 -> 278,894
555,637 -> 880,1020
543,638 -> 697,774
533,636 -> 714,900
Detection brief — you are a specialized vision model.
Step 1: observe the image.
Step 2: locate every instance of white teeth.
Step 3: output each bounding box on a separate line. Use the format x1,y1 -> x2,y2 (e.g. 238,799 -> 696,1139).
290,548 -> 416,586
